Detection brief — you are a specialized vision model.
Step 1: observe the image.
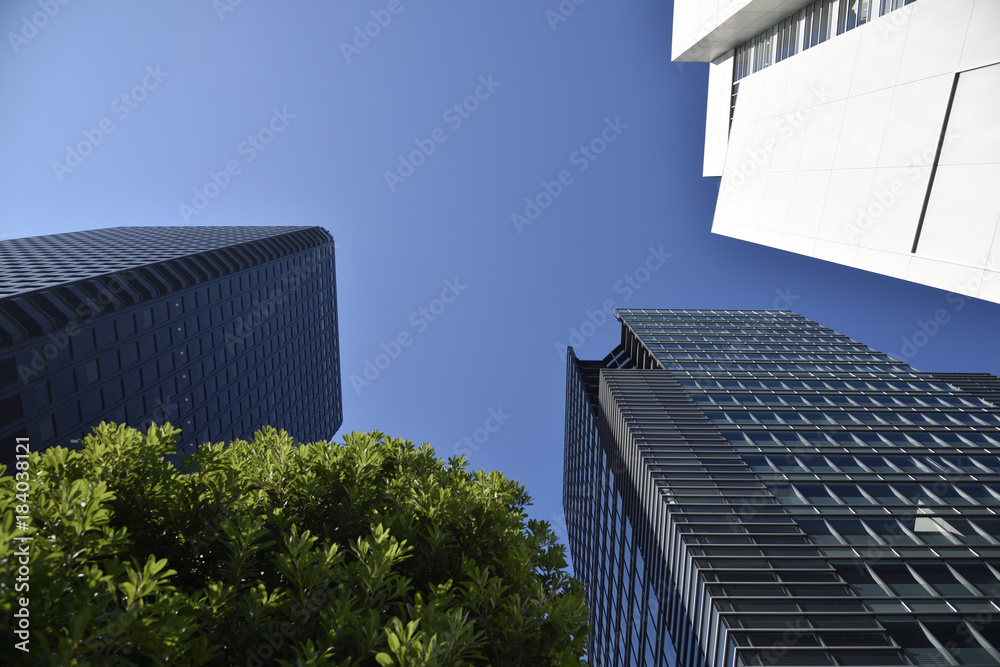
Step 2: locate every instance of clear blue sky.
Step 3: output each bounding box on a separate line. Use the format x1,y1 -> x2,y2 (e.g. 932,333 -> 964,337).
2,0 -> 998,565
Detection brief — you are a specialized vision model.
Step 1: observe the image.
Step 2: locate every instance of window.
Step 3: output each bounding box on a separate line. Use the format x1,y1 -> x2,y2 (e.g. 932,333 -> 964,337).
950,563 -> 1000,596
871,564 -> 932,596
803,0 -> 835,49
838,0 -> 871,33
879,0 -> 917,15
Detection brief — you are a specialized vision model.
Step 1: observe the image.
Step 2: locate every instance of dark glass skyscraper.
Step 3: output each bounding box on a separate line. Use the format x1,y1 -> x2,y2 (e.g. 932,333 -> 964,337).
564,309 -> 1000,667
1,226 -> 342,462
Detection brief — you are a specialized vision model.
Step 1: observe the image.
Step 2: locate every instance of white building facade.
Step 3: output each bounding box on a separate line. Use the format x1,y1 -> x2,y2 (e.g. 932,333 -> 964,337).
674,0 -> 1000,303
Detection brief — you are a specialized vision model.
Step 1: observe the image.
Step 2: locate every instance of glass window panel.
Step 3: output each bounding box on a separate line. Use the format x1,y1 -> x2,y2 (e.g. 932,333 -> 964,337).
829,518 -> 879,545
871,564 -> 932,596
795,484 -> 837,504
886,456 -> 928,473
732,600 -> 800,612
909,563 -> 975,596
957,484 -> 1000,504
835,563 -> 890,597
881,618 -> 935,648
800,599 -> 866,612
766,482 -> 806,504
891,484 -> 939,506
803,456 -> 838,473
949,564 -> 1000,596
862,484 -> 903,505
742,454 -> 774,471
827,483 -> 871,505
928,485 -> 974,505
773,456 -> 808,472
971,518 -> 1000,540
749,631 -> 822,647
858,455 -> 894,472
922,620 -> 985,654
823,633 -> 894,647
828,456 -> 866,473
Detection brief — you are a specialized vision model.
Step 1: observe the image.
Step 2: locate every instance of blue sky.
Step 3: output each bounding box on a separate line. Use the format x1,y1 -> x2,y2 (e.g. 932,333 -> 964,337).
2,0 -> 999,564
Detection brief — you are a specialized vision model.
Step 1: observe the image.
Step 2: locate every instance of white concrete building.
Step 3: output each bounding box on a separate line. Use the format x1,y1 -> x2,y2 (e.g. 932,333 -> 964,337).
673,0 -> 1000,303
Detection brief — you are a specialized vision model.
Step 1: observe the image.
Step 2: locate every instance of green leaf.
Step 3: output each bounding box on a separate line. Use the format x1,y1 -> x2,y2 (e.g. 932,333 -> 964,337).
0,426 -> 589,666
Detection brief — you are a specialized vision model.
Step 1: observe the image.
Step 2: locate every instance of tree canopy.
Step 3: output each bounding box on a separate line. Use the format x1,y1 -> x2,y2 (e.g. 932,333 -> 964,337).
1,423 -> 588,666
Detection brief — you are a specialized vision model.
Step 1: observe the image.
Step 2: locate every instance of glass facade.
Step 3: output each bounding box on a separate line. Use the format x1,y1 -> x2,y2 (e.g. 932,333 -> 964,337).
1,226 -> 342,462
564,309 -> 1000,666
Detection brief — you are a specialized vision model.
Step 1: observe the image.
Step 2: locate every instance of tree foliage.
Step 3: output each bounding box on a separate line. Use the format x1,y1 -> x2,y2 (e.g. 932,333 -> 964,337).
1,423 -> 588,666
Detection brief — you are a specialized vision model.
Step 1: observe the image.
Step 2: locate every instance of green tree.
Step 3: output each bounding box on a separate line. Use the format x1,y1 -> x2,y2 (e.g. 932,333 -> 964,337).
1,423 -> 588,666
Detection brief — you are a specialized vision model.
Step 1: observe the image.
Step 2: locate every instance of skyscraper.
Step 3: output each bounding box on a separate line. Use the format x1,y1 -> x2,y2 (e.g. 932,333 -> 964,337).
0,226 -> 342,461
564,309 -> 1000,666
672,0 -> 1000,303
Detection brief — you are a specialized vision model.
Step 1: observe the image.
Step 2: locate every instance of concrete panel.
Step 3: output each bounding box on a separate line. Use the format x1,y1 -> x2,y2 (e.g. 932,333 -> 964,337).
849,9 -> 910,97
780,45 -> 823,114
783,169 -> 831,238
856,166 -> 929,253
734,73 -> 766,127
813,238 -> 859,266
939,64 -> 1000,167
758,61 -> 791,120
906,256 -> 984,296
918,164 -> 1000,268
724,121 -> 755,178
877,75 -> 952,169
854,247 -> 911,280
770,110 -> 808,172
979,271 -> 1000,302
748,115 -> 781,172
695,0 -> 1000,305
833,88 -> 893,170
817,168 -> 875,243
817,27 -> 862,103
797,98 -> 847,171
759,171 -> 796,231
896,0 -> 974,85
960,0 -> 1000,72
737,171 -> 770,228
778,231 -> 817,255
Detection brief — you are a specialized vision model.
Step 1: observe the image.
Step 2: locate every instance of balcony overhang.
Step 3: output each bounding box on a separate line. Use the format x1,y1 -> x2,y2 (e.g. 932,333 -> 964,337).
672,0 -> 816,62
